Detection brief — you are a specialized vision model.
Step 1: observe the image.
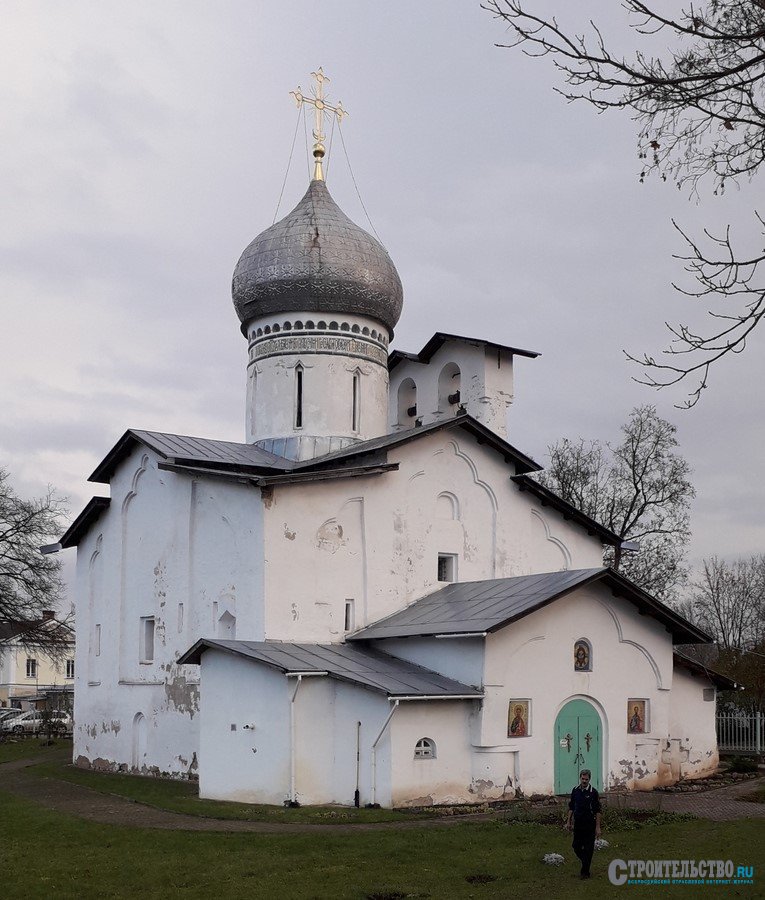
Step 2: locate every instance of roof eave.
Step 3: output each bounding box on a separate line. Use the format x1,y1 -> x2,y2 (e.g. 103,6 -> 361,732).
88,429 -> 142,484
59,497 -> 111,549
511,475 -> 622,546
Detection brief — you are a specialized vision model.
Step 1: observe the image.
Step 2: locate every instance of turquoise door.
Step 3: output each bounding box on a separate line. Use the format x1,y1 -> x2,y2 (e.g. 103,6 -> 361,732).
554,699 -> 602,794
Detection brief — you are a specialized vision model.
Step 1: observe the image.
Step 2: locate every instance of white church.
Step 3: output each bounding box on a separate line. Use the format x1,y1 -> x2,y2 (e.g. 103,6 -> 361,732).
61,72 -> 731,808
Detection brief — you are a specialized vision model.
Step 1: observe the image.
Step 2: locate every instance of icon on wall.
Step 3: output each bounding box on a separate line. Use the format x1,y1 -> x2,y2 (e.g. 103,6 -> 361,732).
627,699 -> 647,734
508,699 -> 530,737
574,640 -> 591,671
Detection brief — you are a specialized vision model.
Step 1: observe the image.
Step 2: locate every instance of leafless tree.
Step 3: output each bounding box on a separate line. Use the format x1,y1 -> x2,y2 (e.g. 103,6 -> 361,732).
0,468 -> 70,656
537,406 -> 694,601
686,555 -> 765,710
484,0 -> 765,406
691,554 -> 765,650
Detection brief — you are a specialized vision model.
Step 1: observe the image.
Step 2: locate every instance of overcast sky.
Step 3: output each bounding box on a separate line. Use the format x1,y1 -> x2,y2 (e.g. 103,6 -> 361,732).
2,2 -> 763,600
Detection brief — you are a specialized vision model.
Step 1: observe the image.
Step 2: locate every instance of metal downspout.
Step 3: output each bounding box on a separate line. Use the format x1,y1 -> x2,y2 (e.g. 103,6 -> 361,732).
371,699 -> 399,806
289,674 -> 303,803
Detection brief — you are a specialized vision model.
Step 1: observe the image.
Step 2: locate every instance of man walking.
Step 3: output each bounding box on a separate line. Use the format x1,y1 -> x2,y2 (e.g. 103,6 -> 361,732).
565,768 -> 602,879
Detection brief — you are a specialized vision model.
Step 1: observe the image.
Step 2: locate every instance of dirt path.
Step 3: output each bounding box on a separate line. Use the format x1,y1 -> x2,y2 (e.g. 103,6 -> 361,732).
2,751 -> 764,832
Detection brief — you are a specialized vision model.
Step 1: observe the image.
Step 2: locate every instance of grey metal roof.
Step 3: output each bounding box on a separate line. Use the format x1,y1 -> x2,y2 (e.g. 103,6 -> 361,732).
89,429 -> 291,483
178,639 -> 482,698
293,413 -> 542,475
349,568 -> 711,644
350,570 -> 604,640
389,332 -> 539,371
232,180 -> 403,335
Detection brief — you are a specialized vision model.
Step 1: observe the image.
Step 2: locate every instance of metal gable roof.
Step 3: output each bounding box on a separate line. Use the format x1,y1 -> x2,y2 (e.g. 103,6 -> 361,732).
348,568 -> 712,644
89,429 -> 292,484
291,413 -> 542,475
178,639 -> 482,698
349,570 -> 605,640
388,332 -> 540,372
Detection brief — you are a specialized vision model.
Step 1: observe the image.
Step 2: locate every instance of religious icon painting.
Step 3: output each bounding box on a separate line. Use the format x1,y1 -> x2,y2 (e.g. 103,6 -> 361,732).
507,699 -> 530,738
573,639 -> 591,671
627,699 -> 648,734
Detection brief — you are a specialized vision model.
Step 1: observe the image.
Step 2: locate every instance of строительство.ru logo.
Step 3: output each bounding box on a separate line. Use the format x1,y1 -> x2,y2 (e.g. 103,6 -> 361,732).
608,858 -> 755,886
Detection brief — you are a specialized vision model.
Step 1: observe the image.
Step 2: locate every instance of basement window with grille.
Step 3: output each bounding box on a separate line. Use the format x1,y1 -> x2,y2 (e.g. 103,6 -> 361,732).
414,738 -> 437,759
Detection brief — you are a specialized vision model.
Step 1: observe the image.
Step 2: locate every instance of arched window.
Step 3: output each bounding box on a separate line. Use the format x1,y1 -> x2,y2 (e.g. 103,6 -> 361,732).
397,378 -> 417,425
294,365 -> 304,429
574,639 -> 592,672
438,362 -> 461,412
352,370 -> 361,433
414,737 -> 436,759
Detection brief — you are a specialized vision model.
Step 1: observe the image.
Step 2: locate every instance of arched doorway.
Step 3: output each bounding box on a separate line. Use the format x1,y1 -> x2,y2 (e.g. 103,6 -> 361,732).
554,699 -> 602,794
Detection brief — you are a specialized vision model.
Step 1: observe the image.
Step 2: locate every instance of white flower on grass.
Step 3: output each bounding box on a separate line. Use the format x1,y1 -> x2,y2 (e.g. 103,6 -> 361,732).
594,839 -> 609,851
542,853 -> 565,866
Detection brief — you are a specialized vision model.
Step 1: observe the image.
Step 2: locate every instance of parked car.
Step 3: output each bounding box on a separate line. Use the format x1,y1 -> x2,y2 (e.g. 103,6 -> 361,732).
1,709 -> 72,734
0,708 -> 24,725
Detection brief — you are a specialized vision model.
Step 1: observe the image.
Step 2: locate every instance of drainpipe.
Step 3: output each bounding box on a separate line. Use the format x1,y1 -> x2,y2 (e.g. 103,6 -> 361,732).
289,675 -> 302,804
371,699 -> 399,806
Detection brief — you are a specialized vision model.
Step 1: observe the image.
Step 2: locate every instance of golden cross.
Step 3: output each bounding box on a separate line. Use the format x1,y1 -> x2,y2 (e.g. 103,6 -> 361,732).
291,68 -> 348,182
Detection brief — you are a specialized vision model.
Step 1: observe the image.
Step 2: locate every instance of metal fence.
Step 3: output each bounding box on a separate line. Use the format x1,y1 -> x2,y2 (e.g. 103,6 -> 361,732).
717,713 -> 764,753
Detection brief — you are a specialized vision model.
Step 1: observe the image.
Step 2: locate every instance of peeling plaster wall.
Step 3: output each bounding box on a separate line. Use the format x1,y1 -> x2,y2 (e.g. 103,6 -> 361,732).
479,586 -> 677,796
73,446 -> 265,775
198,650 -> 392,806
262,430 -> 604,642
668,667 -> 719,780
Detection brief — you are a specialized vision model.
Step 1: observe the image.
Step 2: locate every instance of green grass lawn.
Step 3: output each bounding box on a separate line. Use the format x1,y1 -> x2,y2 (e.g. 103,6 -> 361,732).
1,789 -> 763,899
29,759 -> 436,823
0,735 -> 69,764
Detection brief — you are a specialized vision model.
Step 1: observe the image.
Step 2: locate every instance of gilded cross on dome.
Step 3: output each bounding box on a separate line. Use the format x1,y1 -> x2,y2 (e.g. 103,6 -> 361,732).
291,68 -> 348,182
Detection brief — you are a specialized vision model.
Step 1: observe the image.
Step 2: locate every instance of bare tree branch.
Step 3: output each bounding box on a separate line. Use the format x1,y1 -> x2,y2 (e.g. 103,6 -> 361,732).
0,468 -> 71,657
535,406 -> 694,601
485,0 -> 765,405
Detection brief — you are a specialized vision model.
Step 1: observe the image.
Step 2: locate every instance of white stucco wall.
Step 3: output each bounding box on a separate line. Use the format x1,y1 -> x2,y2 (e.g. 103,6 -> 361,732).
197,649 -> 395,806
478,585 -> 679,796
73,446 -> 265,775
390,700 -> 478,807
389,340 -> 517,437
260,429 -> 604,642
668,667 -> 719,780
244,311 -> 390,458
373,637 -> 484,688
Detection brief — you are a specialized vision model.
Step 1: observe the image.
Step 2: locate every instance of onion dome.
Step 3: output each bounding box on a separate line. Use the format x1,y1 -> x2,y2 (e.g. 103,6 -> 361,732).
232,180 -> 403,336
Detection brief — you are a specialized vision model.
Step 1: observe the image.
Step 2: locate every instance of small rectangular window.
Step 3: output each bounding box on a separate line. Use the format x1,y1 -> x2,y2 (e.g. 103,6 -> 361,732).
139,617 -> 155,664
437,554 -> 457,583
344,599 -> 355,632
703,688 -> 715,702
177,602 -> 184,633
26,658 -> 37,678
94,623 -> 101,657
66,659 -> 75,679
